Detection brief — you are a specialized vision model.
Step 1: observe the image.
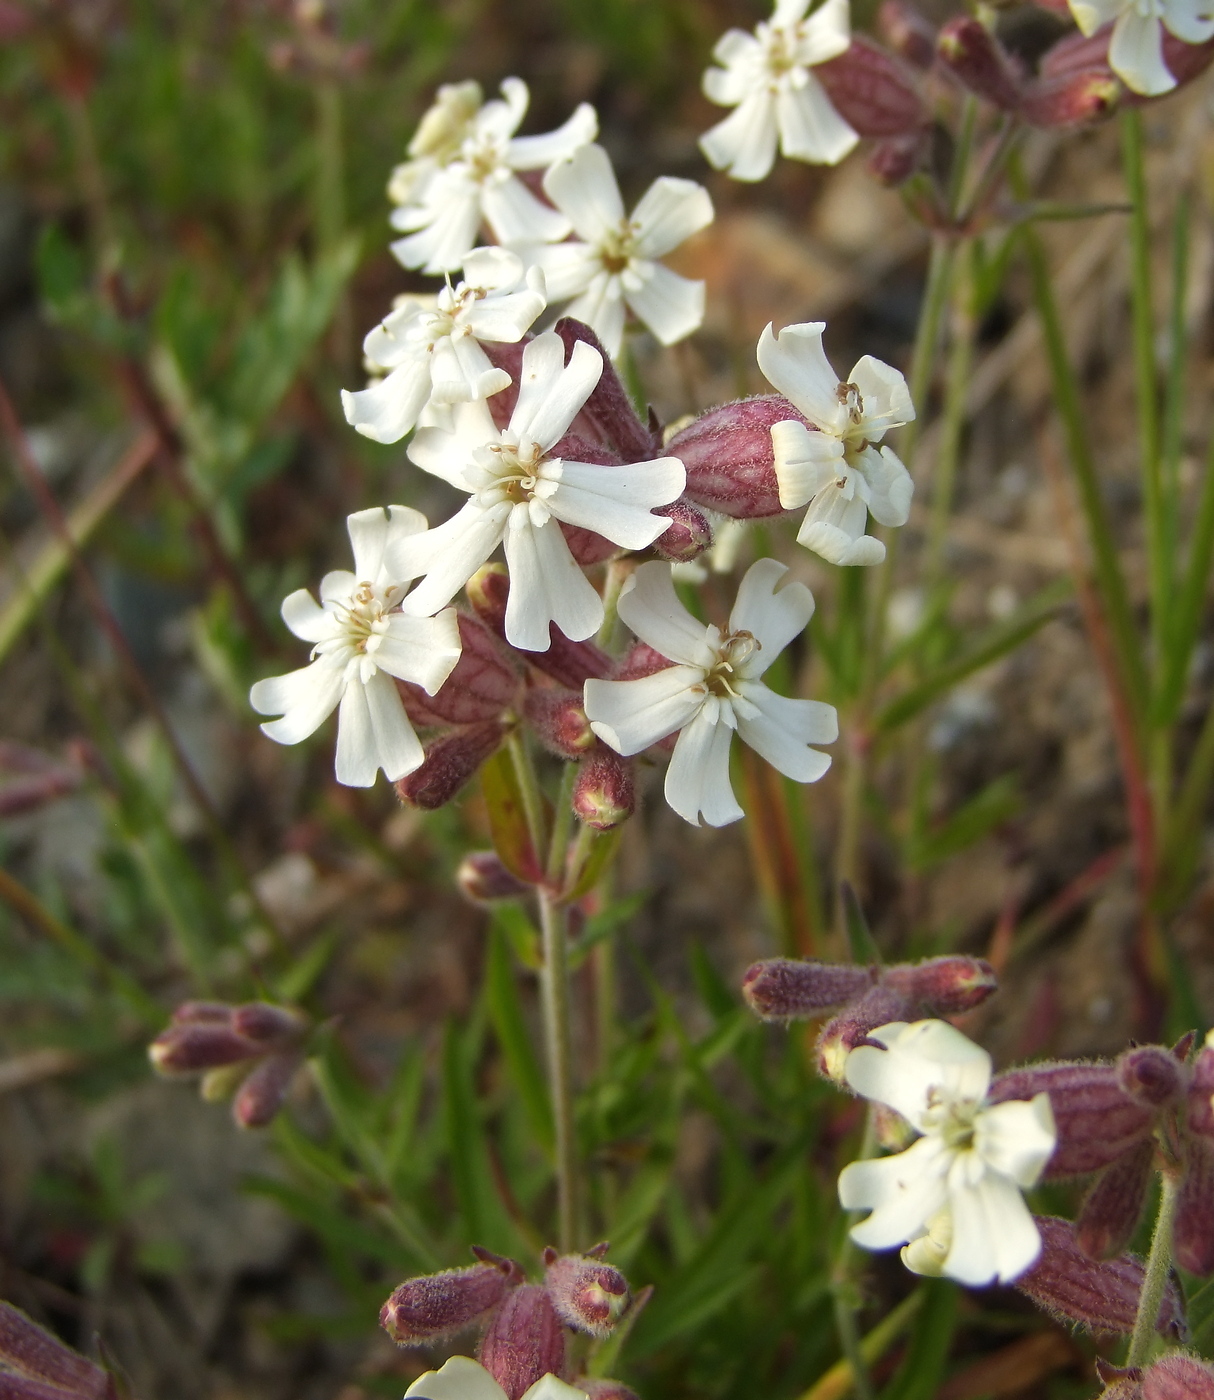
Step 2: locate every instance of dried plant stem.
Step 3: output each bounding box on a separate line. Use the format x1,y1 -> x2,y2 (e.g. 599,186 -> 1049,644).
1126,1166 -> 1179,1369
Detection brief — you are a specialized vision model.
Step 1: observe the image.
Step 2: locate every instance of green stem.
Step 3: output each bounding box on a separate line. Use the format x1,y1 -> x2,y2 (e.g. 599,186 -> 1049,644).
1126,1167 -> 1179,1368
507,731 -> 548,865
799,1288 -> 924,1400
539,885 -> 578,1251
829,1111 -> 879,1400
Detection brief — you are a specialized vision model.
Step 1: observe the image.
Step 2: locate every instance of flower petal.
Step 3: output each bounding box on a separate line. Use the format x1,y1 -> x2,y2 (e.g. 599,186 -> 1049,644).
251,660 -> 344,744
728,557 -> 815,671
406,1357 -> 508,1400
519,1377 -> 588,1400
1068,0 -> 1123,35
854,445 -> 913,528
564,275 -> 627,360
429,334 -> 511,405
543,143 -> 626,243
846,1019 -> 993,1126
398,501 -> 508,618
616,560 -> 713,666
735,682 -> 836,782
342,361 -> 433,444
585,667 -> 705,755
756,322 -> 844,430
549,457 -> 685,550
364,670 -> 426,782
631,177 -> 714,259
463,270 -> 548,343
478,77 -> 530,143
347,506 -> 397,581
482,175 -> 572,246
523,241 -> 603,303
944,1171 -> 1042,1285
390,176 -> 483,274
502,515 -> 604,650
840,1137 -> 951,1250
699,92 -> 780,182
849,354 -> 915,438
1109,9 -> 1176,93
796,0 -> 853,63
507,102 -> 599,170
664,709 -> 743,826
461,245 -> 525,291
511,333 -> 603,449
624,264 -> 706,347
796,485 -> 883,565
771,419 -> 843,510
407,399 -> 499,488
976,1094 -> 1057,1188
280,589 -> 333,644
776,77 -> 858,167
375,609 -> 464,694
1164,0 -> 1214,43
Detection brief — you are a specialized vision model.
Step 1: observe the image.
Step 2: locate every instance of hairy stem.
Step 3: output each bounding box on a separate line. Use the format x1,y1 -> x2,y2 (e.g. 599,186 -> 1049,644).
1126,1167 -> 1179,1369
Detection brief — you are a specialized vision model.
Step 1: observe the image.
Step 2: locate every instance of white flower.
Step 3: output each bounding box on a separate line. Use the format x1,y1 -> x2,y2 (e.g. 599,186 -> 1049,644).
405,1357 -> 584,1400
249,507 -> 462,787
399,331 -> 686,652
583,559 -> 837,827
700,0 -> 858,183
341,248 -> 547,444
390,77 -> 598,274
837,1020 -> 1057,1288
1068,0 -> 1214,95
520,143 -> 713,359
757,321 -> 914,566
387,80 -> 485,208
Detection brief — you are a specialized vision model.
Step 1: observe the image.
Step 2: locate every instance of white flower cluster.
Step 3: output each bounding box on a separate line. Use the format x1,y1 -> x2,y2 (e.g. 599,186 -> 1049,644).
1068,0 -> 1214,95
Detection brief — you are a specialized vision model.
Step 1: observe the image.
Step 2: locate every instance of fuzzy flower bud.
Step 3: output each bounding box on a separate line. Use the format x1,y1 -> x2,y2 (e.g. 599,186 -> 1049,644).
936,18 -> 1024,109
381,1252 -> 523,1345
478,1284 -> 566,1400
1117,1045 -> 1185,1108
1014,1216 -> 1182,1335
989,1063 -> 1154,1178
0,1301 -> 112,1400
1175,1138 -> 1214,1275
669,397 -> 800,520
396,721 -> 507,810
233,1050 -> 303,1129
882,955 -> 998,1015
524,688 -> 595,760
544,1252 -> 630,1337
571,749 -> 636,830
1076,1138 -> 1153,1259
399,613 -> 521,726
651,499 -> 713,563
1143,1355 -> 1214,1400
741,959 -> 875,1022
1019,69 -> 1122,127
817,985 -> 914,1083
458,852 -> 534,903
815,36 -> 927,136
148,1023 -> 264,1074
230,1002 -> 307,1044
555,318 -> 659,463
867,132 -> 926,186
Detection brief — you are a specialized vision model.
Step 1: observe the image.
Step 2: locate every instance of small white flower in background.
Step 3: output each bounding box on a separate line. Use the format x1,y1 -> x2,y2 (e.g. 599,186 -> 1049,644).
399,331 -> 686,652
386,80 -> 485,208
837,1019 -> 1057,1287
341,248 -> 547,444
519,143 -> 713,359
757,321 -> 915,566
250,507 -> 462,787
405,1357 -> 584,1400
584,560 -> 837,827
1068,0 -> 1214,95
390,77 -> 598,274
700,0 -> 858,183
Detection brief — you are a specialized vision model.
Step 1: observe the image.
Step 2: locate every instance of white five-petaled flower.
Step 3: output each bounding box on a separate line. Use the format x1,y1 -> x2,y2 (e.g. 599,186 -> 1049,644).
405,1357 -> 583,1400
583,559 -> 838,827
249,507 -> 462,788
1068,0 -> 1214,95
757,321 -> 915,566
390,77 -> 598,274
520,143 -> 713,360
837,1020 -> 1057,1288
341,248 -> 547,445
700,0 -> 858,183
399,332 -> 686,652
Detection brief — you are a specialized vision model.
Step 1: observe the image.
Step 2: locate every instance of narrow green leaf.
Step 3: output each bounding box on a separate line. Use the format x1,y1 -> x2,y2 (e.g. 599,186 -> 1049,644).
908,775 -> 1020,873
486,919 -> 553,1154
879,1280 -> 957,1400
841,882 -> 881,965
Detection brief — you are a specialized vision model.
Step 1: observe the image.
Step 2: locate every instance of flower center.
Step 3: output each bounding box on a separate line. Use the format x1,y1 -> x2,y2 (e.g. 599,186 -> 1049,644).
343,582 -> 387,652
463,137 -> 508,184
923,1089 -> 979,1153
477,439 -> 547,505
703,629 -> 761,699
762,22 -> 804,76
837,380 -> 865,425
600,219 -> 639,275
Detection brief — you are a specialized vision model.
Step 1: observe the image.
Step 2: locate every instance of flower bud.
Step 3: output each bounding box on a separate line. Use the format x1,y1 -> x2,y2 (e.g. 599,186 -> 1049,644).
1175,1139 -> 1214,1275
877,0 -> 937,69
669,397 -> 799,520
0,1300 -> 111,1400
1076,1139 -> 1153,1259
614,642 -> 673,682
230,1002 -> 306,1045
867,132 -> 926,187
544,1253 -> 630,1337
524,688 -> 595,760
572,749 -> 636,831
1144,1356 -> 1214,1400
1117,1045 -> 1185,1108
555,318 -> 658,463
936,18 -> 1023,110
881,955 -> 998,1016
381,1254 -> 523,1345
396,721 -> 507,810
651,500 -> 713,563
1014,1216 -> 1182,1336
741,959 -> 875,1022
562,522 -> 622,568
818,986 -> 914,1084
988,1063 -> 1155,1178
1020,69 -> 1122,128
399,614 -> 521,726
458,852 -> 533,903
200,1062 -> 249,1102
815,36 -> 927,136
478,1284 -> 566,1400
170,1001 -> 233,1025
148,1023 -> 262,1075
233,1050 -> 302,1129
467,564 -> 512,631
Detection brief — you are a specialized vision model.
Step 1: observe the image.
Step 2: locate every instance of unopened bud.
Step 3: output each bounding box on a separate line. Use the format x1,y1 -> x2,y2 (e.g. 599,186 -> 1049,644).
478,1284 -> 566,1400
0,1301 -> 110,1400
936,18 -> 1023,110
1076,1139 -> 1153,1259
458,852 -> 533,903
170,1001 -> 232,1025
233,1050 -> 301,1129
877,0 -> 937,68
200,1062 -> 248,1101
741,959 -> 874,1022
544,1253 -> 630,1337
572,749 -> 636,831
652,500 -> 713,563
524,688 -> 595,759
148,1022 -> 261,1075
669,397 -> 799,520
396,721 -> 507,810
815,36 -> 927,136
467,564 -> 512,632
817,986 -> 914,1084
1014,1216 -> 1182,1336
989,1063 -> 1155,1178
230,1002 -> 306,1045
1117,1045 -> 1185,1108
555,319 -> 658,463
882,955 -> 997,1015
867,132 -> 926,186
1144,1355 -> 1214,1400
614,642 -> 673,681
1175,1139 -> 1214,1275
381,1254 -> 523,1345
399,614 -> 520,726
1020,69 -> 1122,127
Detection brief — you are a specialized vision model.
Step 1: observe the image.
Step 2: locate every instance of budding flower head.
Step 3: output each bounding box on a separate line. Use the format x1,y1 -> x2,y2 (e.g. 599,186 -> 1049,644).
458,851 -> 534,903
524,688 -> 595,760
668,397 -> 798,521
936,17 -> 1023,109
817,985 -> 912,1083
571,749 -> 636,831
882,955 -> 998,1016
543,1249 -> 630,1337
381,1250 -> 523,1345
1117,1044 -> 1185,1107
478,1284 -> 566,1400
742,959 -> 875,1022
1142,1355 -> 1214,1400
652,499 -> 713,564
396,720 -> 507,810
